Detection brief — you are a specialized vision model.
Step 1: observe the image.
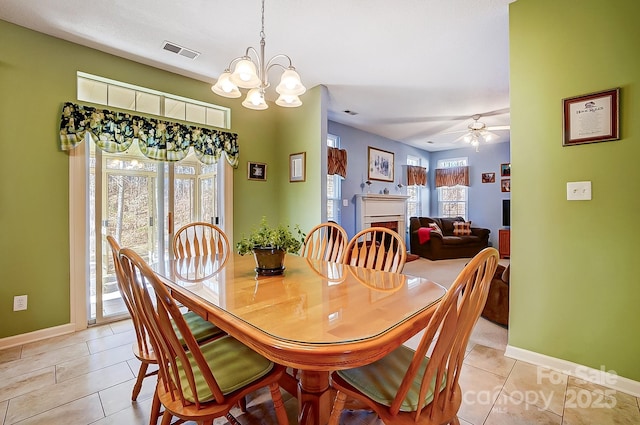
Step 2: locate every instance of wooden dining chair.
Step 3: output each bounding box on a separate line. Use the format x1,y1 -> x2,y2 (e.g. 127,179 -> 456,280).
301,222 -> 348,262
329,247 -> 499,425
107,236 -> 223,402
173,222 -> 231,264
343,227 -> 407,273
118,247 -> 290,425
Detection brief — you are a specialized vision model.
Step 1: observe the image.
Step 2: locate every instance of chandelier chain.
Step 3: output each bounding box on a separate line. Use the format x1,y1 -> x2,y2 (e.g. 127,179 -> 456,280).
260,0 -> 266,40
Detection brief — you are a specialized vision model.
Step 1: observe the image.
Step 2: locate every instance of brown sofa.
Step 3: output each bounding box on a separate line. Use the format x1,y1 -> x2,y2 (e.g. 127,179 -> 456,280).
409,216 -> 490,260
481,264 -> 510,327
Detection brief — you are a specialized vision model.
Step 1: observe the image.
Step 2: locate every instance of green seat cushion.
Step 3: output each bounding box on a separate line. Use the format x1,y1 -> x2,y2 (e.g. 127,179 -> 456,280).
174,311 -> 223,344
336,345 -> 446,412
176,335 -> 274,403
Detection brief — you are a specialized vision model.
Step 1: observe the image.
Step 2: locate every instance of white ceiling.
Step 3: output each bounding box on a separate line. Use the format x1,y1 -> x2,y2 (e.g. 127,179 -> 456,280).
0,0 -> 515,152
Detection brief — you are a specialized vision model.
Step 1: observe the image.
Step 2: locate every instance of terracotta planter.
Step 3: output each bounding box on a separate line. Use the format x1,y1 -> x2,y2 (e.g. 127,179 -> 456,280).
253,247 -> 286,276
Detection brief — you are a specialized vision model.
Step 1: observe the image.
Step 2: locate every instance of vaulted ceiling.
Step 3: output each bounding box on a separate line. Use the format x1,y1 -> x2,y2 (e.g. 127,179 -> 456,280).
0,0 -> 515,151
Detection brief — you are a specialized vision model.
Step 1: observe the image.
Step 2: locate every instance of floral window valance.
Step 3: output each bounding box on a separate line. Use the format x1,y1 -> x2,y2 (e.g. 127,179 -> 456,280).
435,166 -> 469,187
328,147 -> 348,178
59,102 -> 239,167
407,165 -> 427,186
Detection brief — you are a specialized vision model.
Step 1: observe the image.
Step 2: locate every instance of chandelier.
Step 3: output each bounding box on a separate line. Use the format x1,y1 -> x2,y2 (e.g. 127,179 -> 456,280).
211,0 -> 306,110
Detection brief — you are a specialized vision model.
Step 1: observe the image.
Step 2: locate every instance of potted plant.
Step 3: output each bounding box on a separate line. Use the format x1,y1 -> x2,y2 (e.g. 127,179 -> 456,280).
236,217 -> 305,275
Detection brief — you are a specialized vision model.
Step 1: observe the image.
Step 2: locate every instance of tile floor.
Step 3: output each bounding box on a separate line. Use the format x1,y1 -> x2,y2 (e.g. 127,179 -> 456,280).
1,318 -> 638,425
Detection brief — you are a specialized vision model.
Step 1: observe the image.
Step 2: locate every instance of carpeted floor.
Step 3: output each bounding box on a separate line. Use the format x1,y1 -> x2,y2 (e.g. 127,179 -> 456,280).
402,255 -> 510,352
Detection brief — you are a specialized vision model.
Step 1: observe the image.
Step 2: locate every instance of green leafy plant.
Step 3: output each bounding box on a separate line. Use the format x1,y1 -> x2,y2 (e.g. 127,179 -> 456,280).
236,217 -> 305,256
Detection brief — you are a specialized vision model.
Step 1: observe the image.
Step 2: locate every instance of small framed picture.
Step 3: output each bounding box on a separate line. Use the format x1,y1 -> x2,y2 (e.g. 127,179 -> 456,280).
563,88 -> 620,146
368,146 -> 394,182
501,179 -> 511,192
248,162 -> 267,181
501,163 -> 511,177
482,172 -> 496,183
289,152 -> 306,182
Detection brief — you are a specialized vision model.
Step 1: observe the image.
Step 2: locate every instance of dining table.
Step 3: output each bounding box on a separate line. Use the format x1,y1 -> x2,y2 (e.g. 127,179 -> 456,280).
153,253 -> 446,425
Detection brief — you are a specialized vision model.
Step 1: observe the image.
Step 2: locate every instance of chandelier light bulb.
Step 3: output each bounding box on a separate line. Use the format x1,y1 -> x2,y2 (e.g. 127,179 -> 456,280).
230,59 -> 261,88
242,88 -> 268,110
276,94 -> 302,107
276,68 -> 306,96
211,71 -> 241,98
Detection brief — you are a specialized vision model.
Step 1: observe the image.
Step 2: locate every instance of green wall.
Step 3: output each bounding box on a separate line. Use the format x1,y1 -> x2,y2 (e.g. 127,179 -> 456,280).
0,20 -> 323,338
509,0 -> 640,381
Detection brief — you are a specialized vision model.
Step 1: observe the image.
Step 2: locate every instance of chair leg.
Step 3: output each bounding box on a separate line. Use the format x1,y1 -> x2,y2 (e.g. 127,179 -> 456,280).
132,362 -> 149,401
268,382 -> 290,425
160,409 -> 172,425
149,391 -> 161,425
328,391 -> 347,425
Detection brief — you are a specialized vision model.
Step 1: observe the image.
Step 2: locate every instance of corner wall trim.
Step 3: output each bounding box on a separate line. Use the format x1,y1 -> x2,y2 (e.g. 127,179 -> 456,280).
0,324 -> 75,350
505,345 -> 640,398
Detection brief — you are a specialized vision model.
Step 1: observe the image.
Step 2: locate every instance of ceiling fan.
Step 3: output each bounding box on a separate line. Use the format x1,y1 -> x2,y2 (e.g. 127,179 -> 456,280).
448,114 -> 511,151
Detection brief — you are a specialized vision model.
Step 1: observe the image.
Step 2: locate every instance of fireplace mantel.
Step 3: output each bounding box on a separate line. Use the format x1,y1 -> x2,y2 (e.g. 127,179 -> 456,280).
355,194 -> 409,241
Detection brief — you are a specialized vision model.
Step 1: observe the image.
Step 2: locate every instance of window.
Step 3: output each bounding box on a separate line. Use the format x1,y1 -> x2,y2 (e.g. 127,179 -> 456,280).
77,72 -> 230,128
327,134 -> 342,223
437,157 -> 468,218
406,155 -> 422,221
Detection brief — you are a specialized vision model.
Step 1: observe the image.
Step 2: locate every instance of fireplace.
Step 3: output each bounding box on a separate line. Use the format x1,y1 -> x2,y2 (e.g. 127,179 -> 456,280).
370,220 -> 399,233
355,194 -> 409,242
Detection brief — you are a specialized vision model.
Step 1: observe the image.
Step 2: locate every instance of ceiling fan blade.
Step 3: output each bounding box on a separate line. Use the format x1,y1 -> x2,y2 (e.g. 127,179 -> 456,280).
486,125 -> 510,131
373,114 -> 473,125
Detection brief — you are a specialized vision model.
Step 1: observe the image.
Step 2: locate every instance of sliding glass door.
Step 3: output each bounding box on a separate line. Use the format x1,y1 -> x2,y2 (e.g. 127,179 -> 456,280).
88,140 -> 222,324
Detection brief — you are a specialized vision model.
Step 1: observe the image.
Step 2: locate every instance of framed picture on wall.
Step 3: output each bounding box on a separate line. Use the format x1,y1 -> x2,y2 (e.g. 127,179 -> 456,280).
482,172 -> 496,183
563,88 -> 620,146
500,163 -> 511,177
368,146 -> 394,182
289,152 -> 306,182
247,162 -> 267,181
501,179 -> 511,192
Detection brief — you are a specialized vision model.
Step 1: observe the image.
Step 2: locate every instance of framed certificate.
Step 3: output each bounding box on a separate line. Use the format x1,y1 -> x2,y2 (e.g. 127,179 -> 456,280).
563,88 -> 620,146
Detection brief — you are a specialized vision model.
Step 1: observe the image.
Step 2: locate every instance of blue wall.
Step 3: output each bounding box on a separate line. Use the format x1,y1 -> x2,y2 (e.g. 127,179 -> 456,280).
328,120 -> 510,249
429,142 -> 511,248
328,121 -> 431,238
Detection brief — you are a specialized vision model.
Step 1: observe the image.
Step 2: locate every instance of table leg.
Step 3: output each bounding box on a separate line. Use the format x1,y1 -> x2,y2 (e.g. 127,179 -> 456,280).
297,370 -> 332,425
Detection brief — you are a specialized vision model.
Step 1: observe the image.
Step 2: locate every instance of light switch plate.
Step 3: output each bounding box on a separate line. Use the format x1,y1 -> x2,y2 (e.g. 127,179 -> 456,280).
342,199 -> 349,207
567,181 -> 591,201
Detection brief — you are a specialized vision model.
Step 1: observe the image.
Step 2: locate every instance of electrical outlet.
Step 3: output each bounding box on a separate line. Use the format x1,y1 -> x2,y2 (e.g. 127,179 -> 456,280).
342,199 -> 349,207
13,295 -> 28,311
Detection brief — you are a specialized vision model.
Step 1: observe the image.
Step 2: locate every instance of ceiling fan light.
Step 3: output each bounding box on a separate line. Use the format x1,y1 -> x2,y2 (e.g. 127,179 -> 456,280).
230,59 -> 261,88
211,71 -> 241,98
242,88 -> 268,110
275,68 -> 306,96
276,94 -> 302,107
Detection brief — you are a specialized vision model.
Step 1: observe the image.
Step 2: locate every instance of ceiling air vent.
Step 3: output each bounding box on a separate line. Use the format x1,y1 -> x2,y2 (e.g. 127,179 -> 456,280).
343,110 -> 358,116
162,41 -> 200,60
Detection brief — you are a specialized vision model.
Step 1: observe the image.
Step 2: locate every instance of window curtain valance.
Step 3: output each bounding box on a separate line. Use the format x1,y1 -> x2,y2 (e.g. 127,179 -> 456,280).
327,146 -> 347,178
59,102 -> 239,167
435,166 -> 469,187
407,165 -> 427,186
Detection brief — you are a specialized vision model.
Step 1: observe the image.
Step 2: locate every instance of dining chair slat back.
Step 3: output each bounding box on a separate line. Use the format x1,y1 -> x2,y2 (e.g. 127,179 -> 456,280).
118,247 -> 290,425
173,222 -> 230,263
329,247 -> 499,425
343,227 -> 407,273
302,222 -> 348,262
106,235 -> 157,401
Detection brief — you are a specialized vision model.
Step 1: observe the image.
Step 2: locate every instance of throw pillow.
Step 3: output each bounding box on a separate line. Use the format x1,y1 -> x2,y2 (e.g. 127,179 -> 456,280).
453,221 -> 472,236
428,222 -> 443,236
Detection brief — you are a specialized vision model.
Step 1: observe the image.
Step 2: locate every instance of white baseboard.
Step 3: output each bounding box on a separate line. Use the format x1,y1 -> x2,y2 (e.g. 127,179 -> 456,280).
0,324 -> 76,350
505,345 -> 640,398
